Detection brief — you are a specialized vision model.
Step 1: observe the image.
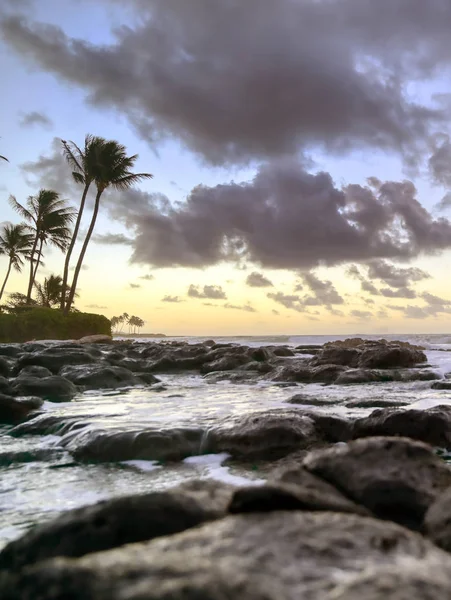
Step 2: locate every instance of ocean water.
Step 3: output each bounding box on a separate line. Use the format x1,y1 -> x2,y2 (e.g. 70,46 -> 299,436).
1,333 -> 451,548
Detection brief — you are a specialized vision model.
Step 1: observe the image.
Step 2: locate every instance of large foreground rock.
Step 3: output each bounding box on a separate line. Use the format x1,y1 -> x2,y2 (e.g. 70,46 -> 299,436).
10,376 -> 77,402
352,405 -> 451,448
14,349 -> 97,374
424,486 -> 451,552
0,480 -> 234,573
1,511 -> 451,600
303,436 -> 451,529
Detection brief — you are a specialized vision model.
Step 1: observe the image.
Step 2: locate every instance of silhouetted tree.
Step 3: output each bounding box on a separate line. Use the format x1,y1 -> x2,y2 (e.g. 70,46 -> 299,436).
64,141 -> 152,313
0,224 -> 34,301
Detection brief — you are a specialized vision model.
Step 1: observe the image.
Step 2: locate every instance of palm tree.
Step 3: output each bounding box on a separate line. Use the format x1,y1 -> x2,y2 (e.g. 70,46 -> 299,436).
64,140 -> 153,314
0,224 -> 34,301
9,190 -> 76,303
60,135 -> 108,311
0,155 -> 7,162
34,275 -> 64,308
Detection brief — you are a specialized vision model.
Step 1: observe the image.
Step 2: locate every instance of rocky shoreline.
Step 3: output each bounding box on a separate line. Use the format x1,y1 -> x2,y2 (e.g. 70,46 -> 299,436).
2,337 -> 451,597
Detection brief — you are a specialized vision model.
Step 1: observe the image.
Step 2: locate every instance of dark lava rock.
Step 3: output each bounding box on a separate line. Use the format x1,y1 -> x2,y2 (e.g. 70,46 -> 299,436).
200,353 -> 251,374
337,368 -> 441,385
15,349 -> 97,375
0,480 -> 234,572
352,405 -> 451,448
311,346 -> 361,368
424,486 -> 451,552
0,376 -> 12,395
0,394 -> 43,424
358,345 -> 427,369
303,436 -> 451,530
309,364 -> 347,383
232,466 -> 370,516
1,511 -> 450,600
61,426 -> 205,463
206,410 -> 321,460
16,365 -> 53,379
10,414 -> 89,437
59,365 -> 141,389
0,345 -> 21,358
432,381 -> 451,390
0,357 -> 10,378
11,376 -> 77,402
286,394 -> 339,406
345,398 -> 410,409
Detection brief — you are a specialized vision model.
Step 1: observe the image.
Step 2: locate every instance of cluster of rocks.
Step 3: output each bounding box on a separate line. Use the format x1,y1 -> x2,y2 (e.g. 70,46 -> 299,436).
3,435 -> 451,598
0,337 -> 437,424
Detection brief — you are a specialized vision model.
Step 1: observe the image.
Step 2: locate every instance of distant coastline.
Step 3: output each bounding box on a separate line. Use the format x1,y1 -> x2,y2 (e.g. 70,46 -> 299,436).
113,333 -> 167,338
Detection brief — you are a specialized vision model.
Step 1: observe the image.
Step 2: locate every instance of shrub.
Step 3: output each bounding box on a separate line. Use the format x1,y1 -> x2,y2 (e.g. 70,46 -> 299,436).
0,307 -> 111,343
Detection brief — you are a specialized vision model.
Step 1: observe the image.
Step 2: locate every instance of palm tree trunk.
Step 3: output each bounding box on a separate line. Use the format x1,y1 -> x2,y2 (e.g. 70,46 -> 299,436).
26,232 -> 40,303
65,188 -> 102,314
32,239 -> 44,289
61,182 -> 90,311
0,259 -> 12,302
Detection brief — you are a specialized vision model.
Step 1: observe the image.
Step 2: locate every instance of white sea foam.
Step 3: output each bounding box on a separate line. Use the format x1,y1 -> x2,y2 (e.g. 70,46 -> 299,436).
184,453 -> 265,486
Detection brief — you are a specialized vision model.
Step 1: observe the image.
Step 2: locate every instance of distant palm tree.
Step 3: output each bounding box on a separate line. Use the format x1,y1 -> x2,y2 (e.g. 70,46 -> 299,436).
0,155 -> 7,162
64,141 -> 153,314
0,224 -> 34,301
9,190 -> 76,303
60,135 -> 107,311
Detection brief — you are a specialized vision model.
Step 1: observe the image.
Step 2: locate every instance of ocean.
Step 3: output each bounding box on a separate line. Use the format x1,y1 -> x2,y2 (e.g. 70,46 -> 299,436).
1,332 -> 451,548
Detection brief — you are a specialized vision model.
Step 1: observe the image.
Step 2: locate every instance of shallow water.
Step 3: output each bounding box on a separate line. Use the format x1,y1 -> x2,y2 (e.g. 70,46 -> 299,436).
1,333 -> 451,548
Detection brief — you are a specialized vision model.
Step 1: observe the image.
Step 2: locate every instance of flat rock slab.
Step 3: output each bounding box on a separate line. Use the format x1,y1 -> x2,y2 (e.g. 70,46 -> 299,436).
11,376 -> 77,402
303,436 -> 451,529
1,511 -> 450,600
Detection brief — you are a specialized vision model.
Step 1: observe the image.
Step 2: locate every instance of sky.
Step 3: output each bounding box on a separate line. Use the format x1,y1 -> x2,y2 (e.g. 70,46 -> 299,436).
2,0 -> 451,335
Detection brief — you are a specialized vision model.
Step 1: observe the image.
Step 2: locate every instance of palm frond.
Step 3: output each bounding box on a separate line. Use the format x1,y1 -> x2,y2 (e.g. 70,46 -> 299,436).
8,196 -> 35,223
111,172 -> 154,191
0,155 -> 8,162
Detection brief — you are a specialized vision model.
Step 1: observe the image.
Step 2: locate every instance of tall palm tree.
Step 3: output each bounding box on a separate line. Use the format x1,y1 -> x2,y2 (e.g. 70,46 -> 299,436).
60,135 -> 108,310
64,141 -> 153,313
0,224 -> 34,301
0,155 -> 7,162
9,190 -> 76,303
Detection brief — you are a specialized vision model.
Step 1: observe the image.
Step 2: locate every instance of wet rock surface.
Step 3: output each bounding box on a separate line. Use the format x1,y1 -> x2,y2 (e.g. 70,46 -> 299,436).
1,511 -> 450,600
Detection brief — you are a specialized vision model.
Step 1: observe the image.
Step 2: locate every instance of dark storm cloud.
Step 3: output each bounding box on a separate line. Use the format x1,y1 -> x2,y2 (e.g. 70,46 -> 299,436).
246,272 -> 274,288
187,285 -> 227,300
2,0 -> 448,165
162,295 -> 183,303
92,233 -> 134,246
429,135 -> 451,188
115,161 -> 451,270
224,303 -> 256,313
19,111 -> 53,129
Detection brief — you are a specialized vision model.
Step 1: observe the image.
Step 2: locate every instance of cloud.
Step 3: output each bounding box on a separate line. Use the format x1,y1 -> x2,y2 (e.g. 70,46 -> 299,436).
391,291 -> 451,318
272,309 -> 280,316
301,272 -> 344,307
1,1 -> 446,165
98,161 -> 451,271
421,292 -> 451,306
246,272 -> 273,288
188,284 -> 227,300
162,295 -> 183,303
367,260 -> 430,288
380,287 -> 416,299
20,137 -> 76,195
19,110 -> 53,129
92,233 -> 134,246
224,303 -> 257,313
129,283 -> 141,289
139,274 -> 154,281
267,292 -> 305,313
86,304 -> 108,309
69,264 -> 89,272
